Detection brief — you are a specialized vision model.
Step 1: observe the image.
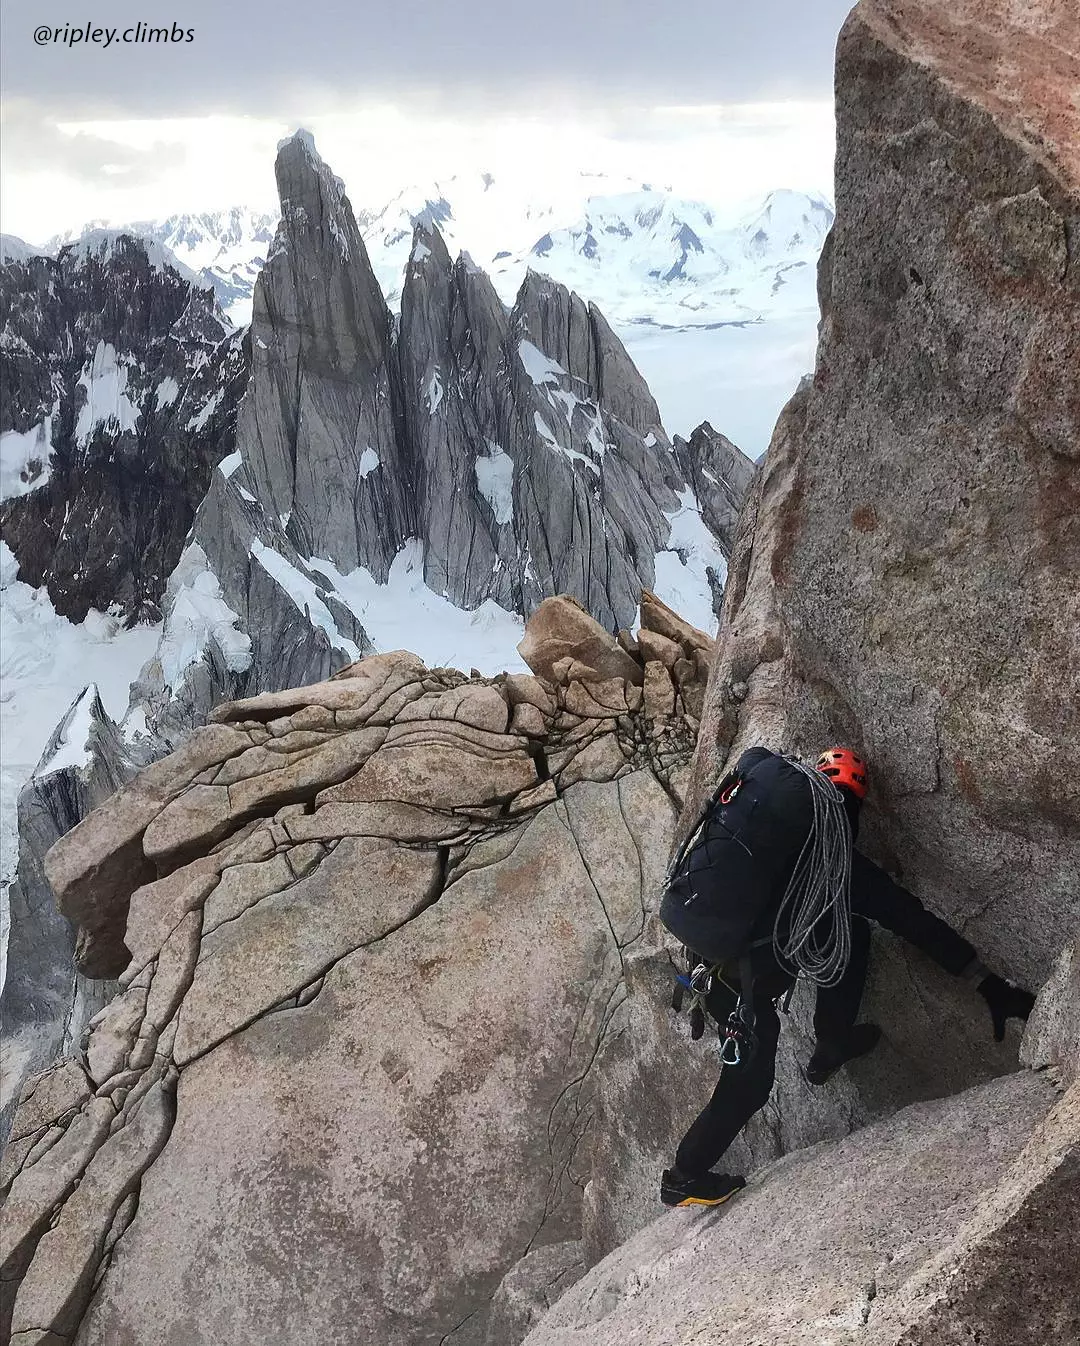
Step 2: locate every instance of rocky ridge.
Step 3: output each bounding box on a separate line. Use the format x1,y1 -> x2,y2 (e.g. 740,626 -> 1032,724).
137,131 -> 742,741
0,235 -> 247,623
0,592 -> 715,1345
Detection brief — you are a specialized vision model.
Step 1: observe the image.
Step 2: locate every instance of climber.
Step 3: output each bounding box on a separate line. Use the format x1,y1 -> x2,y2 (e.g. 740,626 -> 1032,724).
657,745 -> 1036,1210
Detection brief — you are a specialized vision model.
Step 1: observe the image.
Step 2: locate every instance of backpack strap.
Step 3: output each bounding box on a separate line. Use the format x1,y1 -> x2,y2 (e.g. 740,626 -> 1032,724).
663,764 -> 745,886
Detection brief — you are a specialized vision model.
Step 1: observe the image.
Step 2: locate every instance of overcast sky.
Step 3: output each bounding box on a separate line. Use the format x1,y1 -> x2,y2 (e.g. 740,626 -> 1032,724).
0,0 -> 855,241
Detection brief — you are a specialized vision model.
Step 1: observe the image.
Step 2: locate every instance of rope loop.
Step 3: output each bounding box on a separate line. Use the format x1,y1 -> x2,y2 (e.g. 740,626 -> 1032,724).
771,758 -> 853,988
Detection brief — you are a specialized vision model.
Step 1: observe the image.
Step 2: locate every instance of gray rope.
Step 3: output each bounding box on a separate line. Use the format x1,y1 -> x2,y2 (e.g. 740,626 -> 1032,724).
771,758 -> 853,988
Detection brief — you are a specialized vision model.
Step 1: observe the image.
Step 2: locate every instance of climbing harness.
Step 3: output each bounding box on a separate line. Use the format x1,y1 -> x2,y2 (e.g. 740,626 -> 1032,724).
671,947 -> 760,1069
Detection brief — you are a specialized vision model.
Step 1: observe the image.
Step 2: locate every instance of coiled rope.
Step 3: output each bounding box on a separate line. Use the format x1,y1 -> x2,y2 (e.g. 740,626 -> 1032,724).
771,758 -> 853,987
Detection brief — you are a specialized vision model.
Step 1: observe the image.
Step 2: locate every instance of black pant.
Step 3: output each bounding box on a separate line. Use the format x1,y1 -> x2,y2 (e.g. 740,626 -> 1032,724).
674,851 -> 978,1176
674,978 -> 787,1177
814,851 -> 978,1042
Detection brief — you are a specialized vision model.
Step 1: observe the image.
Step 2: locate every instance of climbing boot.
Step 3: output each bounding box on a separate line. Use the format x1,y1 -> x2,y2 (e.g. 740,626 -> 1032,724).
805,1022 -> 882,1086
660,1166 -> 746,1209
977,974 -> 1035,1042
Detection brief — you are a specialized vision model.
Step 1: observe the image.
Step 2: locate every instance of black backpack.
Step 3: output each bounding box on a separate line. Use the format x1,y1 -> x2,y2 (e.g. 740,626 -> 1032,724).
660,747 -> 816,968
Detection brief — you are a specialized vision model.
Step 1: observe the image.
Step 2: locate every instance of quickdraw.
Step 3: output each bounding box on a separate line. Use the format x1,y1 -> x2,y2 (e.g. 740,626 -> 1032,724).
671,954 -> 719,1041
719,998 -> 758,1067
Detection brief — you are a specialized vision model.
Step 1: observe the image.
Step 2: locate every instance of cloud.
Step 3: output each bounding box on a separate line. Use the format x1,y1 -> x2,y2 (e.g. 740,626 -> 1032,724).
1,0 -> 856,119
0,0 -> 850,241
1,101 -> 187,187
0,97 -> 837,244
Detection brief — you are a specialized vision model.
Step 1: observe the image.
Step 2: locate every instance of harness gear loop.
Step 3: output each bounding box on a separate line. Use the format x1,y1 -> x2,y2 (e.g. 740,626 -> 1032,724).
672,952 -> 722,1041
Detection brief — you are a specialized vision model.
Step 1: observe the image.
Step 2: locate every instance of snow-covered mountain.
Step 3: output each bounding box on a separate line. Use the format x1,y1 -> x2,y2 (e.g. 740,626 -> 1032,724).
0,233 -> 248,624
499,187 -> 832,325
47,209 -> 278,326
47,179 -> 831,330
42,178 -> 831,448
1,235 -> 35,265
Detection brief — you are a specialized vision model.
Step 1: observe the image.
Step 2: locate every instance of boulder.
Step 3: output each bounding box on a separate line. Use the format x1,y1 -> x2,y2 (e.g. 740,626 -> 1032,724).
485,1241 -> 585,1346
520,1071 -> 1076,1346
517,598 -> 644,687
1022,935 -> 1080,1084
0,599 -> 704,1346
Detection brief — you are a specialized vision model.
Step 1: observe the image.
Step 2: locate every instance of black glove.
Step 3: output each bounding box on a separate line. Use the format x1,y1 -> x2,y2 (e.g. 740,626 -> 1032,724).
977,973 -> 1036,1042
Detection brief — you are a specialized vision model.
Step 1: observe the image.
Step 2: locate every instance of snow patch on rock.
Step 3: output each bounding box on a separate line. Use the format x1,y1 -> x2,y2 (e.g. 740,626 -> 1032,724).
75,342 -> 141,445
308,541 -> 527,676
474,443 -> 514,526
0,419 -> 54,502
154,376 -> 181,408
250,539 -> 361,662
157,542 -> 252,691
652,488 -> 726,636
187,389 -> 223,432
426,368 -> 444,415
518,340 -> 565,387
218,450 -> 243,480
35,685 -> 97,778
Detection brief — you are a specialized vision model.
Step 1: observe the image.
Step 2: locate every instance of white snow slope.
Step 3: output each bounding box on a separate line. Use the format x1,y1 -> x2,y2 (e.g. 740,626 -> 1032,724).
0,543 -> 160,990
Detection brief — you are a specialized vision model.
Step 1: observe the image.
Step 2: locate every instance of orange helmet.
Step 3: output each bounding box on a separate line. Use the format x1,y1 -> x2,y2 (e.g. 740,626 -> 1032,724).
815,746 -> 868,799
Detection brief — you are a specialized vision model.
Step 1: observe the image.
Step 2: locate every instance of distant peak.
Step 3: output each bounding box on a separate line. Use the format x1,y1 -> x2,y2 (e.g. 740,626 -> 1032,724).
276,127 -> 319,158
274,129 -> 348,213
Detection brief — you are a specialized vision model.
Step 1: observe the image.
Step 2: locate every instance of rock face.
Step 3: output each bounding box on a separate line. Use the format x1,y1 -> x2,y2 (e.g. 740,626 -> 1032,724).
0,688 -> 141,1145
671,421 -> 755,554
656,0 -> 1080,1149
0,234 -> 248,622
0,595 -> 714,1346
521,1071 -> 1078,1346
138,132 -> 746,740
514,0 -> 1077,1324
691,0 -> 1079,993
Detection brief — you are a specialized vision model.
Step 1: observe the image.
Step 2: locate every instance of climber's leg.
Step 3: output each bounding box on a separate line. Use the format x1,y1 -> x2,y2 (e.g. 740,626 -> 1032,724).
806,916 -> 881,1085
671,991 -> 781,1180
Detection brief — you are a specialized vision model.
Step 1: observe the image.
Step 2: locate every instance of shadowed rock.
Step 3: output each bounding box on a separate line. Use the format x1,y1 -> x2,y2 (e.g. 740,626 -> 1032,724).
0,688 -> 141,1146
